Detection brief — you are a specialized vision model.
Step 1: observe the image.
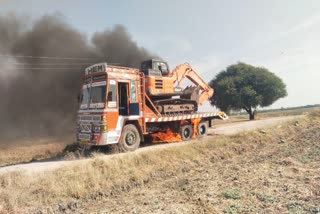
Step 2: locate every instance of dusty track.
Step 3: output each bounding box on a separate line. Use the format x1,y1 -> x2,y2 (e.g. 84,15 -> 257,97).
0,115 -> 302,175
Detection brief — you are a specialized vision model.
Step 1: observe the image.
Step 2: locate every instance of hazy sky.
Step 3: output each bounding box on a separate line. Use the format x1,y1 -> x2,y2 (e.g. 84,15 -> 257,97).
1,0 -> 320,109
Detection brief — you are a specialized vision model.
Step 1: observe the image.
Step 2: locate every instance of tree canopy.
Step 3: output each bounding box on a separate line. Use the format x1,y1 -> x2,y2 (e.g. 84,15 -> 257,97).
209,62 -> 287,119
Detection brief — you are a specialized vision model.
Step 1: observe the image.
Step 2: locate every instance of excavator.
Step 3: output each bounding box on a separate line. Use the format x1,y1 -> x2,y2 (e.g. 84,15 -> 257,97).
141,59 -> 214,114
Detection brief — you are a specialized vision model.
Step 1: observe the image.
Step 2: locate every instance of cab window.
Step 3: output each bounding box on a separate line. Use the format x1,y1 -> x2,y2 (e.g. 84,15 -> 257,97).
107,79 -> 117,107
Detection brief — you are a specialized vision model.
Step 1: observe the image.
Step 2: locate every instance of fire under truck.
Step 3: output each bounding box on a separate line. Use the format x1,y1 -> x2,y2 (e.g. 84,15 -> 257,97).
77,59 -> 228,151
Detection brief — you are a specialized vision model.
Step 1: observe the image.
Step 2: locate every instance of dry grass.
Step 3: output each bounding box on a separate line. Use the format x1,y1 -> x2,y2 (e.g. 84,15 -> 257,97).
242,106 -> 316,119
214,106 -> 318,125
0,107 -> 316,167
0,137 -> 71,167
256,107 -> 316,118
0,110 -> 319,213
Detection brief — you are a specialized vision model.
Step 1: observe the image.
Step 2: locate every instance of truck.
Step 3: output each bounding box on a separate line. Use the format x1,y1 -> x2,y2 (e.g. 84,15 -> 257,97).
77,59 -> 228,151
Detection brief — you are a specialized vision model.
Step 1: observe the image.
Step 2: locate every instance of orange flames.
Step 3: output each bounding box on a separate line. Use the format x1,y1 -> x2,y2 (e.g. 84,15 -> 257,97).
192,118 -> 201,138
151,127 -> 182,143
150,118 -> 202,143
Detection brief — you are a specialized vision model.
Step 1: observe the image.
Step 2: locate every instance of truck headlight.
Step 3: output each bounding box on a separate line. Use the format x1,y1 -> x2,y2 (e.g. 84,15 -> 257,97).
93,125 -> 100,132
101,124 -> 108,132
93,124 -> 107,132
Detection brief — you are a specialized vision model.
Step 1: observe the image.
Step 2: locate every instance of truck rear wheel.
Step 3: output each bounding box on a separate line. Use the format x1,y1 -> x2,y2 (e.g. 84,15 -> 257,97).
197,122 -> 208,137
180,125 -> 193,141
119,124 -> 140,152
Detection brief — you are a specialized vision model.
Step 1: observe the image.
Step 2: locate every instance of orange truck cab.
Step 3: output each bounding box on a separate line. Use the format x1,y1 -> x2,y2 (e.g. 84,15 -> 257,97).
77,63 -> 144,148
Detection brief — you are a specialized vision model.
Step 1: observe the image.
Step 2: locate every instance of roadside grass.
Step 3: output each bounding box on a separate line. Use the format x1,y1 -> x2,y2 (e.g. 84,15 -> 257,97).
0,109 -> 319,213
256,107 -> 314,118
0,138 -> 70,167
222,188 -> 241,199
211,106 -> 319,125
1,107 -> 317,167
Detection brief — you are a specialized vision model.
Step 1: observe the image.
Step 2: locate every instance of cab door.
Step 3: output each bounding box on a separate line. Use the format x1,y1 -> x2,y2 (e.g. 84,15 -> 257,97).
118,82 -> 129,115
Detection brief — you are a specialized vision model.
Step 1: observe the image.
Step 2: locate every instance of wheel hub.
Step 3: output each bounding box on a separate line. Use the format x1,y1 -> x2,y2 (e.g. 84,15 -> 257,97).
199,126 -> 204,134
184,129 -> 190,138
125,131 -> 135,145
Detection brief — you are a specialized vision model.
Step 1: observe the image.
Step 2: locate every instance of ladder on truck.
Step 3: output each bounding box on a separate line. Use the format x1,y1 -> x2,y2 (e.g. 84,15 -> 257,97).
139,72 -> 146,133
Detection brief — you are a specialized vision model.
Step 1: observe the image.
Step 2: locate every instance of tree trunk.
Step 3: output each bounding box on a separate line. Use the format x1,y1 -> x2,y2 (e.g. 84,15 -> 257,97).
244,107 -> 256,120
249,112 -> 255,120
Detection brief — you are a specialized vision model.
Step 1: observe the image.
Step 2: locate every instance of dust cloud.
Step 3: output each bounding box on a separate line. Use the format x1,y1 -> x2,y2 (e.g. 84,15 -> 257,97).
0,14 -> 157,140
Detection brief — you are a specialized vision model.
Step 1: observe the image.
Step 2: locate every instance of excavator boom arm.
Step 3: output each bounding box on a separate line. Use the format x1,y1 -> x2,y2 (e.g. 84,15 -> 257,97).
169,64 -> 214,104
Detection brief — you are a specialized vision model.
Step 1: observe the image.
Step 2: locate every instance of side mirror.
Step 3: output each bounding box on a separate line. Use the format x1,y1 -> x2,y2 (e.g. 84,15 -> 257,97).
77,94 -> 81,103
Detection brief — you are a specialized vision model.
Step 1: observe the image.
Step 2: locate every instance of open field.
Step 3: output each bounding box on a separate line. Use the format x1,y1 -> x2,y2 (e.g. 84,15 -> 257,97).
0,137 -> 72,167
0,115 -> 302,175
0,107 -> 317,168
0,109 -> 319,213
220,106 -> 314,124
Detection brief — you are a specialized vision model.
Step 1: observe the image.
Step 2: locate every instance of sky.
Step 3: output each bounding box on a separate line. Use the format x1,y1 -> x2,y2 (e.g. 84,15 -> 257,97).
1,0 -> 320,110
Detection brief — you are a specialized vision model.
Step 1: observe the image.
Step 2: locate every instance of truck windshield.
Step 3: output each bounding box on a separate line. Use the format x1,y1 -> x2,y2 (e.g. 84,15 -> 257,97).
80,85 -> 106,109
91,86 -> 106,104
81,87 -> 90,106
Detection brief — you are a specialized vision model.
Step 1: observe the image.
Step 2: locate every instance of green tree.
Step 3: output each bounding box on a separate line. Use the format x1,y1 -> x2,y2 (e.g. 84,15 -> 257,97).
209,62 -> 287,120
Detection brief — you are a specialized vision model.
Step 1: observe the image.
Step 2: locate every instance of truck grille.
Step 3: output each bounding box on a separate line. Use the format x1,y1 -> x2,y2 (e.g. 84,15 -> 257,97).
80,123 -> 92,133
79,115 -> 101,122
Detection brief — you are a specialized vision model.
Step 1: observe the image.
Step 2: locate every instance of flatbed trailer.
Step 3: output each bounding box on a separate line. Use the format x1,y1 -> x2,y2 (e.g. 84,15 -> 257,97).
77,62 -> 228,151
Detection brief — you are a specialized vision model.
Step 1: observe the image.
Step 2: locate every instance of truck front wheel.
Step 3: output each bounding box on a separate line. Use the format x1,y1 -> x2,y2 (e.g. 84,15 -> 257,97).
119,124 -> 140,152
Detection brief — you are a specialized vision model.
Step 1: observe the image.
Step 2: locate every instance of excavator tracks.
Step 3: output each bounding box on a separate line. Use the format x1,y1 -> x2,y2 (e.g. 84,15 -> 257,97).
154,99 -> 198,114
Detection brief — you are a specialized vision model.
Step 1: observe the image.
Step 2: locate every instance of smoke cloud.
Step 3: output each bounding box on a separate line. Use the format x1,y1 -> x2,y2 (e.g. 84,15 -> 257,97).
0,14 -> 157,140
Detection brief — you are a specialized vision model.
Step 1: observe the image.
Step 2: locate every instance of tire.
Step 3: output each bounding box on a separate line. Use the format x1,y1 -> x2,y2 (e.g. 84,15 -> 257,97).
119,124 -> 141,152
180,125 -> 193,141
197,122 -> 208,138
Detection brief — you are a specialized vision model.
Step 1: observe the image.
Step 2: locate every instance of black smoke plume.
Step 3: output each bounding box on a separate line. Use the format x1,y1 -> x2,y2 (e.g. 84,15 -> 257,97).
0,14 -> 157,140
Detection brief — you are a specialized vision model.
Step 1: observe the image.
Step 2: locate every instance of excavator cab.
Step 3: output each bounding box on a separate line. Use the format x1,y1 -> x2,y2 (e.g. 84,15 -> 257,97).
141,59 -> 170,77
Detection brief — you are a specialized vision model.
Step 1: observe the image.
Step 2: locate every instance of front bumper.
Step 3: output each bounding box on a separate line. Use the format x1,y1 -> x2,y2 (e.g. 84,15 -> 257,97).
77,131 -> 120,145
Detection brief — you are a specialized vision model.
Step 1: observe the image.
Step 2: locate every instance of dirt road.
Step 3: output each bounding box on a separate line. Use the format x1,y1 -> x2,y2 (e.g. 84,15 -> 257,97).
0,115 -> 302,175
